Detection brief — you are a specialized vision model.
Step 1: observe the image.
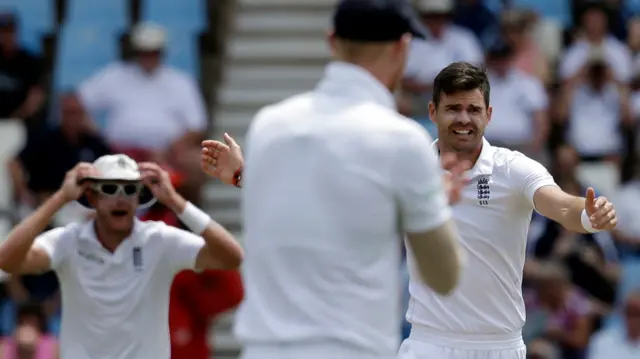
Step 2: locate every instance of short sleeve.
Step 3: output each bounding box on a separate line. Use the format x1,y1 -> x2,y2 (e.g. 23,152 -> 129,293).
508,153 -> 558,207
32,227 -> 72,270
392,127 -> 451,233
160,224 -> 205,273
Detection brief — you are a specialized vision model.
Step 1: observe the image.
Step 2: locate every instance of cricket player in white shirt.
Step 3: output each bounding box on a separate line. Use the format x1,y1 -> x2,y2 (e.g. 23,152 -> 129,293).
0,154 -> 243,359
397,62 -> 619,359
200,1 -> 467,358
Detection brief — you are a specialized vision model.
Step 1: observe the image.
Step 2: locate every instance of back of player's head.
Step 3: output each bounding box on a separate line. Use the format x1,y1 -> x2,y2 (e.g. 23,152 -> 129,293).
432,62 -> 491,109
329,0 -> 424,66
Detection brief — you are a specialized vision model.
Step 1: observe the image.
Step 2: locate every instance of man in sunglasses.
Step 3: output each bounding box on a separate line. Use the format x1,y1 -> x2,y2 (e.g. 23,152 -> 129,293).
0,154 -> 243,359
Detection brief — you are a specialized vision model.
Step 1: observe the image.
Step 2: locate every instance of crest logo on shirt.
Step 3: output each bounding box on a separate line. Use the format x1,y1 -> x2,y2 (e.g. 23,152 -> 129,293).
133,247 -> 143,272
477,177 -> 490,206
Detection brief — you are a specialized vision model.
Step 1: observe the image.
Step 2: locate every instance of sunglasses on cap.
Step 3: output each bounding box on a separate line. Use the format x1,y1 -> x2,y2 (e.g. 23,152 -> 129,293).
92,182 -> 143,197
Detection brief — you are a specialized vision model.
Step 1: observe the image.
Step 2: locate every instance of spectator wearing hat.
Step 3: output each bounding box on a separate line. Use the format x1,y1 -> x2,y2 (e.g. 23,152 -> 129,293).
401,0 -> 483,132
0,11 -> 45,129
78,23 -> 208,204
482,38 -> 549,159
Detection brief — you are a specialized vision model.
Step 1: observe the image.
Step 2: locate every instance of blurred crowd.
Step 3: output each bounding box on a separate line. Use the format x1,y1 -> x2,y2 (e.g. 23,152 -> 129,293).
0,1 -> 242,358
1,0 -> 640,358
400,0 -> 640,358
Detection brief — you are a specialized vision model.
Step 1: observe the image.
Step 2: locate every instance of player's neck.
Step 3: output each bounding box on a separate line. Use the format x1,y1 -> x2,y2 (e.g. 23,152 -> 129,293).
438,142 -> 483,167
93,221 -> 132,253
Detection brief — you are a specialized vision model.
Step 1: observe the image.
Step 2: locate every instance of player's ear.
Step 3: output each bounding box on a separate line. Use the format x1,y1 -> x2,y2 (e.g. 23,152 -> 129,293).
486,105 -> 493,124
428,102 -> 437,123
327,30 -> 338,56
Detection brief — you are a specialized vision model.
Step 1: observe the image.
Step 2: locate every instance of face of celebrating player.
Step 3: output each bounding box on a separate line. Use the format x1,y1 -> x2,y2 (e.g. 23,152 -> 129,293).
86,181 -> 141,235
429,88 -> 492,154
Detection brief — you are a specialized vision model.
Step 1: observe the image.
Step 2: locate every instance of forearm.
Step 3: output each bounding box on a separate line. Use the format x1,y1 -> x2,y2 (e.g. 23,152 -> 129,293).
0,191 -> 66,272
553,195 -> 589,233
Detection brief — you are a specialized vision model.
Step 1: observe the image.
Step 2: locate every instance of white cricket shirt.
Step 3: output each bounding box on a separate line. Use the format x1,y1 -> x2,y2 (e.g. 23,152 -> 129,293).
234,61 -> 451,358
406,139 -> 557,342
78,62 -> 208,150
33,219 -> 205,359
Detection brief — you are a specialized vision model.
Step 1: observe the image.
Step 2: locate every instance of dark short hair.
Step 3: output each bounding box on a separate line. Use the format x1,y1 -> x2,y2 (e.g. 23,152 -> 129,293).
432,62 -> 490,109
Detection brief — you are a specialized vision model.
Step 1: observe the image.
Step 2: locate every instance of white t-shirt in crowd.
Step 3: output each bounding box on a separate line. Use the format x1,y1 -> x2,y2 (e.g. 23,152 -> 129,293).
559,37 -> 632,83
406,139 -> 557,344
568,83 -> 622,156
33,219 -> 205,359
79,62 -> 208,150
484,69 -> 548,145
405,25 -> 484,83
588,327 -> 640,359
234,61 -> 451,358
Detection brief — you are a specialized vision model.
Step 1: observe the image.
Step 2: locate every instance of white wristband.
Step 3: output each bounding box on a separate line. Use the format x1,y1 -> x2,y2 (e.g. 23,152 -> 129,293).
580,209 -> 600,233
178,202 -> 211,235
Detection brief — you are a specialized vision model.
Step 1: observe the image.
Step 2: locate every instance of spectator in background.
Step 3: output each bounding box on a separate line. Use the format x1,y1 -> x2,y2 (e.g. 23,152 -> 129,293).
560,1 -> 632,84
78,23 -> 208,204
556,46 -> 632,164
611,162 -> 640,257
482,39 -> 549,159
400,0 -> 482,131
9,92 -> 110,219
0,302 -> 58,359
524,261 -> 593,359
452,0 -> 498,48
501,10 -> 551,85
0,11 -> 45,131
588,291 -> 640,359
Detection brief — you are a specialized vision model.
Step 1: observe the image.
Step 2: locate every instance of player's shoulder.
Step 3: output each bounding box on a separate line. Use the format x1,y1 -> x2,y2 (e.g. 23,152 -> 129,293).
490,145 -> 548,179
250,92 -> 314,127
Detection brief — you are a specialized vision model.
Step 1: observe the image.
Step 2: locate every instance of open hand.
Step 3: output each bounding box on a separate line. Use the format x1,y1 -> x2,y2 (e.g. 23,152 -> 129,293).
139,162 -> 180,209
585,187 -> 617,230
60,162 -> 99,202
441,153 -> 471,205
201,133 -> 244,185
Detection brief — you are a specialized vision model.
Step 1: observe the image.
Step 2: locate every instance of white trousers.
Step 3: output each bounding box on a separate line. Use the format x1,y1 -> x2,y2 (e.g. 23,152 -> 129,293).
241,342 -> 394,359
397,337 -> 526,359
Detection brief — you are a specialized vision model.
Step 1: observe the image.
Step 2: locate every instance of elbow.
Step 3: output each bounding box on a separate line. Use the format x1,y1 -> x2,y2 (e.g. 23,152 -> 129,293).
217,247 -> 244,270
430,270 -> 461,296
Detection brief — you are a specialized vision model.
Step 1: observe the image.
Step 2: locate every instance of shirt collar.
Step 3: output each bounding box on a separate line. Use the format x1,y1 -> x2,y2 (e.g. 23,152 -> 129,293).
79,218 -> 143,257
432,137 -> 494,178
314,61 -> 396,110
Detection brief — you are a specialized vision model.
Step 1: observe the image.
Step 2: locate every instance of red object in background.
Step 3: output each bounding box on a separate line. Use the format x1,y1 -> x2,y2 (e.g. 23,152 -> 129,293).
169,270 -> 244,359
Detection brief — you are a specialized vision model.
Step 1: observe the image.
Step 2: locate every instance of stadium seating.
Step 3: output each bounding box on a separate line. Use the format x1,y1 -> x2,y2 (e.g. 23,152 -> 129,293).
0,0 -> 55,52
140,0 -> 206,33
66,0 -> 129,32
165,31 -> 199,76
511,0 -> 572,28
54,24 -> 118,89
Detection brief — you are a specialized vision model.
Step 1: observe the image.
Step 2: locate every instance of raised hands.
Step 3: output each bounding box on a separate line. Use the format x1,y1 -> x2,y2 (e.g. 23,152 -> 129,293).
440,153 -> 471,205
201,133 -> 244,186
60,162 -> 100,202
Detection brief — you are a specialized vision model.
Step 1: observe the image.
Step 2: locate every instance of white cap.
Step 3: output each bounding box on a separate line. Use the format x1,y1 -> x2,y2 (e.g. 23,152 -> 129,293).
86,154 -> 142,182
131,22 -> 166,51
416,0 -> 453,13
